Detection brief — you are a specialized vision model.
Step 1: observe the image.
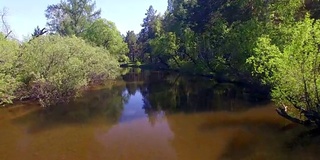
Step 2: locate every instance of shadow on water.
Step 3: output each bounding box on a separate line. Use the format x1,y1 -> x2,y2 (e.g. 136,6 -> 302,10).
1,68 -> 320,160
289,128 -> 320,147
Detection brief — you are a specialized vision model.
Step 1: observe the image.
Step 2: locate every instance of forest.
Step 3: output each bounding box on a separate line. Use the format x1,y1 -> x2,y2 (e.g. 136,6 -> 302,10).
2,0 -> 320,127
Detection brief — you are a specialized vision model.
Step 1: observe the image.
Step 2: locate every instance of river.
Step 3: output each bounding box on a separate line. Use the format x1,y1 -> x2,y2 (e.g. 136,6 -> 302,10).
0,69 -> 318,160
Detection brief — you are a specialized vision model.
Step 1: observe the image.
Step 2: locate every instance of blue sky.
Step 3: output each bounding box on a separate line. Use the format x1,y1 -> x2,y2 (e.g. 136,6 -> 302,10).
0,0 -> 167,40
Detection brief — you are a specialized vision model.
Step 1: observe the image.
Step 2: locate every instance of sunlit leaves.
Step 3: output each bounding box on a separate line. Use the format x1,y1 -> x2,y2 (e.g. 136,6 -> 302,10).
0,33 -> 20,104
249,15 -> 320,114
81,19 -> 128,56
0,35 -> 120,107
150,32 -> 179,67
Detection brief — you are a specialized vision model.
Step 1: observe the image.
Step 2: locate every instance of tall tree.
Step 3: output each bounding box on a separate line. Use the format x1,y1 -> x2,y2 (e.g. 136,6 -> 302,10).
167,0 -> 175,13
138,5 -> 163,62
140,5 -> 158,40
45,0 -> 101,36
125,31 -> 138,62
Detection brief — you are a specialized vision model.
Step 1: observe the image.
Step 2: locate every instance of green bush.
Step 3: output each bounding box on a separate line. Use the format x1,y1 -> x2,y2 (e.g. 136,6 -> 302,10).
18,35 -> 120,107
0,34 -> 20,105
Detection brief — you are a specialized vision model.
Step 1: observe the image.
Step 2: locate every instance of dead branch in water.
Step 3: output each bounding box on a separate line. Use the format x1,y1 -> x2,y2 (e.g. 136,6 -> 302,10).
276,107 -> 312,126
276,104 -> 320,127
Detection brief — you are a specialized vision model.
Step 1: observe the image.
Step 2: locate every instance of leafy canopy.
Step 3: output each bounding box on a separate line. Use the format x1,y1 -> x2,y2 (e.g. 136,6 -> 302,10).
81,19 -> 128,56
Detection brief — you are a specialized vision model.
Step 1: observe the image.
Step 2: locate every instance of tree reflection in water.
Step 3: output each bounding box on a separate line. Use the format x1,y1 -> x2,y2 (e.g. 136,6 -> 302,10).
121,68 -> 269,125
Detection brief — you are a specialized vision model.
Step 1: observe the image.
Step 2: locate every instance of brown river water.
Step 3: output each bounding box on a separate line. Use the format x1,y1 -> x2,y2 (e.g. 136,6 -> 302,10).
0,69 -> 319,160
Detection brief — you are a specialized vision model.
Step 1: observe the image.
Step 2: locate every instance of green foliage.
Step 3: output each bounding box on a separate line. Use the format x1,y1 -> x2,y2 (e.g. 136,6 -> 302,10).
137,5 -> 163,62
81,19 -> 128,56
118,54 -> 130,63
248,15 -> 320,119
20,35 -> 120,107
222,19 -> 264,74
132,0 -> 320,81
125,31 -> 138,62
149,32 -> 179,67
268,0 -> 303,23
0,34 -> 20,104
140,6 -> 160,40
45,0 -> 101,36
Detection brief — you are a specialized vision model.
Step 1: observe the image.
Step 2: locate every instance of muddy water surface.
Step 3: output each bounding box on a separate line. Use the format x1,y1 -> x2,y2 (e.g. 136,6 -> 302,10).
0,70 -> 319,160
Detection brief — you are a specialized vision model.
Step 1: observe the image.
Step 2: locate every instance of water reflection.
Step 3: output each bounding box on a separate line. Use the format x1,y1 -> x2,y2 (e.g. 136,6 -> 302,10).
122,69 -> 268,117
120,89 -> 147,123
0,69 -> 319,160
95,113 -> 175,159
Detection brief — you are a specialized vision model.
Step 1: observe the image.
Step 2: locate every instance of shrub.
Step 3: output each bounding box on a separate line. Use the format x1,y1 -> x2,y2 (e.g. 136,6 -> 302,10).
19,35 -> 120,107
0,34 -> 20,105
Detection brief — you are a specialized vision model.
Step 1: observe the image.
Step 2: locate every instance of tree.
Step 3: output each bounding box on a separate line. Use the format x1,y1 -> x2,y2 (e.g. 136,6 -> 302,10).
167,0 -> 174,13
149,32 -> 179,68
138,5 -> 163,62
81,19 -> 128,56
248,15 -> 320,127
45,0 -> 101,36
140,5 -> 158,40
125,31 -> 138,62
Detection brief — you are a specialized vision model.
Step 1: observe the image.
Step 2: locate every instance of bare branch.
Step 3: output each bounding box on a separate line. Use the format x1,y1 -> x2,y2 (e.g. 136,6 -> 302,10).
0,7 -> 12,38
4,30 -> 12,39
